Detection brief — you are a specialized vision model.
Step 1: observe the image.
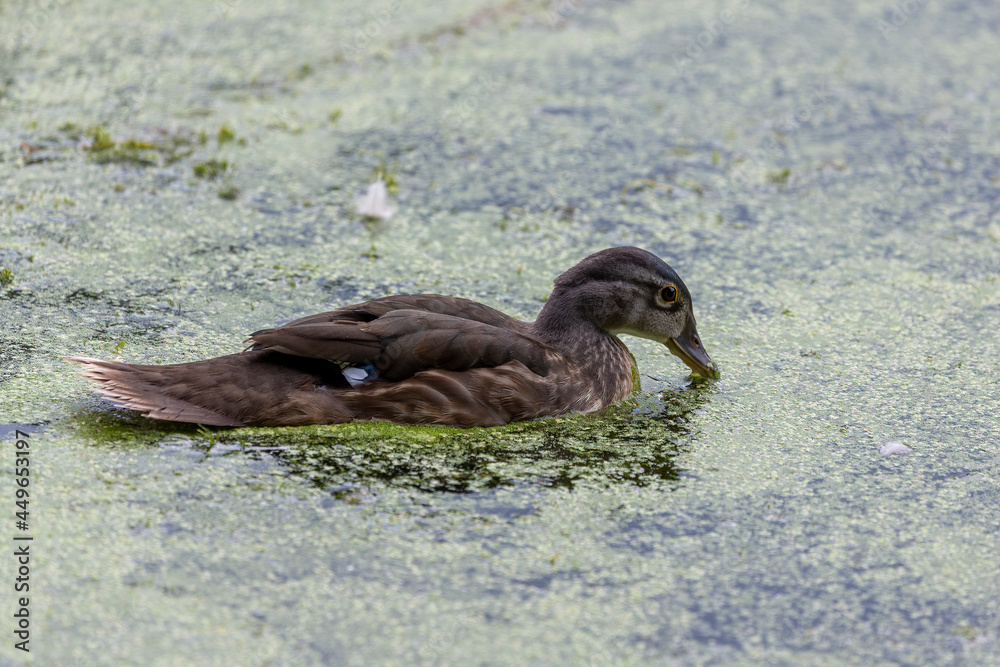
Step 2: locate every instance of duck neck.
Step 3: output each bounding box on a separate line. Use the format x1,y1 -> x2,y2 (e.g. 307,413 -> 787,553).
533,287 -> 604,352
532,288 -> 637,405
532,286 -> 637,390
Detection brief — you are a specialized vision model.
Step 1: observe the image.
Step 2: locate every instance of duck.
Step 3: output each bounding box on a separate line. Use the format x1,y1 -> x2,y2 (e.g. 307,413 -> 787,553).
67,246 -> 718,427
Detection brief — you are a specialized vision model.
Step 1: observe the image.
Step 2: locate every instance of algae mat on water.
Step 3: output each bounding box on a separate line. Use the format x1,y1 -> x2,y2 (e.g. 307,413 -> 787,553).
1,0 -> 999,664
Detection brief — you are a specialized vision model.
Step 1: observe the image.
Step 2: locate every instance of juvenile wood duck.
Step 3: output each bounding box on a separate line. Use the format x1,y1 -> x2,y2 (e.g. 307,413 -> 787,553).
68,246 -> 718,427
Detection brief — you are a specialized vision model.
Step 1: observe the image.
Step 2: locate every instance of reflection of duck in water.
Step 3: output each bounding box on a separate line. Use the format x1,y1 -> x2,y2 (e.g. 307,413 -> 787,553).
68,246 -> 718,427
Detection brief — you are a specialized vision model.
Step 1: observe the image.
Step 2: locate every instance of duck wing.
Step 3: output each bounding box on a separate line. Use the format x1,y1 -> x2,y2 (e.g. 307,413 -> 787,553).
248,308 -> 552,381
277,294 -> 528,330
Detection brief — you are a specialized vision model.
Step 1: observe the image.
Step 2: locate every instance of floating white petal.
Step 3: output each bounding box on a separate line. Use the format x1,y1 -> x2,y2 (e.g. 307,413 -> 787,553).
878,442 -> 913,456
355,178 -> 396,220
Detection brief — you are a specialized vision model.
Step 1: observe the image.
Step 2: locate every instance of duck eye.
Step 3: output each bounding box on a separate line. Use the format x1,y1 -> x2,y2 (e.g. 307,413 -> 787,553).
658,285 -> 678,305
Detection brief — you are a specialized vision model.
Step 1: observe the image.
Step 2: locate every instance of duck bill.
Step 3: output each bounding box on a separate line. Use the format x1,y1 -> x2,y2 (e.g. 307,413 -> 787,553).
666,325 -> 719,379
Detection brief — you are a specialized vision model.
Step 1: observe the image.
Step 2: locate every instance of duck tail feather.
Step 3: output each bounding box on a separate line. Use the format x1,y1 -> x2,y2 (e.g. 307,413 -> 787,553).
63,356 -> 245,427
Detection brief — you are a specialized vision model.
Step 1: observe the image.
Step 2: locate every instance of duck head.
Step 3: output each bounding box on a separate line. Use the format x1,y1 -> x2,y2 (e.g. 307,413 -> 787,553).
537,246 -> 719,378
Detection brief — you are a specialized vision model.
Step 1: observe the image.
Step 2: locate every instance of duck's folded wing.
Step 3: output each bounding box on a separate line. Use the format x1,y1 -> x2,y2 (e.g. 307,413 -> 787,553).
248,310 -> 551,381
277,295 -> 525,330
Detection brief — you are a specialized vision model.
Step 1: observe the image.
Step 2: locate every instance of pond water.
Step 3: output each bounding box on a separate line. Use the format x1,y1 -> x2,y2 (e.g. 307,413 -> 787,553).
1,0 -> 998,664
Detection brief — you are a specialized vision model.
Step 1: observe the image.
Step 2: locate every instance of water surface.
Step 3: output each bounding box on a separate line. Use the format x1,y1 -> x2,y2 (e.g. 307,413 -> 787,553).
1,0 -> 998,664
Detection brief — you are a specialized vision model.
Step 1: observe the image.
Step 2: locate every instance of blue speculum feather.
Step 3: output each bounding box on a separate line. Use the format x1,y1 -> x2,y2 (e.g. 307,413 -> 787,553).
340,363 -> 377,386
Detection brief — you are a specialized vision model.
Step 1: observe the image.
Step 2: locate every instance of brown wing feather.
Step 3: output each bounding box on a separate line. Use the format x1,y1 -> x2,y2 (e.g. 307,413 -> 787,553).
249,309 -> 551,381
275,295 -> 528,330
248,322 -> 382,364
